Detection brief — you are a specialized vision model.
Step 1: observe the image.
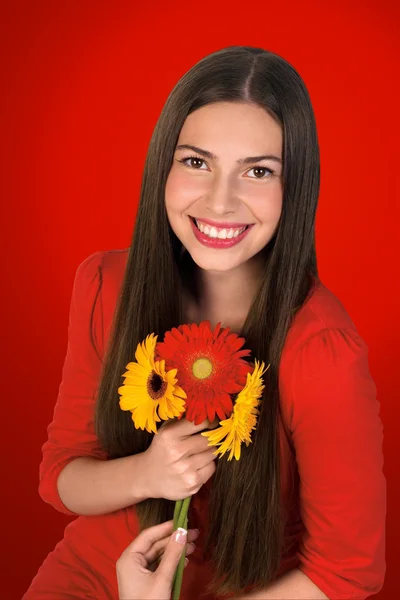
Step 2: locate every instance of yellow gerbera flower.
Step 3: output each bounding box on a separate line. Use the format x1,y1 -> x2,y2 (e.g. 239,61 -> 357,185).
201,360 -> 268,460
118,333 -> 187,434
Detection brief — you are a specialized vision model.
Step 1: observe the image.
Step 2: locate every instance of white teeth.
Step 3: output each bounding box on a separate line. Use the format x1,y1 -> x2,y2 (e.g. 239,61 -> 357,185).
217,228 -> 227,239
194,219 -> 248,240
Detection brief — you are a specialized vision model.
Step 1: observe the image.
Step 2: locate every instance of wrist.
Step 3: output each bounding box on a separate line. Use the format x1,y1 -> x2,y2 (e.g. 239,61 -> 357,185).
127,450 -> 155,503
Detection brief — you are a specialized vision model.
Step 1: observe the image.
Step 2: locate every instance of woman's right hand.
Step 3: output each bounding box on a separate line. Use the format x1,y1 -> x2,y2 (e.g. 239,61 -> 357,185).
142,418 -> 218,500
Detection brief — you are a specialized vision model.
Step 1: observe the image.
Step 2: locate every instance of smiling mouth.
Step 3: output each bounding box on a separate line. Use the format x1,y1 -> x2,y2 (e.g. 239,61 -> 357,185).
189,216 -> 251,240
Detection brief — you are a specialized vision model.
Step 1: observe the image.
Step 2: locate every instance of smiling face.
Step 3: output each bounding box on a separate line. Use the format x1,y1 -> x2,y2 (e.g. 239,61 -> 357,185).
165,101 -> 283,273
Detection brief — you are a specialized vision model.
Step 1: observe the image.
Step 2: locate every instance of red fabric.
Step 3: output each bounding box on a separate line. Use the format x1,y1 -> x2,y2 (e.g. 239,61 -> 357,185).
24,249 -> 386,600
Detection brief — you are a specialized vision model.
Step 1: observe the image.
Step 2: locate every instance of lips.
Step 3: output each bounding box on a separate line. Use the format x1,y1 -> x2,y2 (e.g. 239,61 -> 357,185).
189,216 -> 253,249
191,216 -> 252,229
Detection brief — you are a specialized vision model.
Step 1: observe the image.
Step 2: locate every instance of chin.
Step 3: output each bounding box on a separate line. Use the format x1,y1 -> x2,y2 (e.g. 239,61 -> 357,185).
188,249 -> 249,273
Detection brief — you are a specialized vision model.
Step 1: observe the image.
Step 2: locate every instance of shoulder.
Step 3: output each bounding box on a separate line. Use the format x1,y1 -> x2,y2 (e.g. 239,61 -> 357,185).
75,245 -> 129,297
281,278 -> 369,374
73,248 -> 129,354
283,279 -> 359,355
73,248 -> 129,306
279,280 -> 376,430
75,248 -> 128,288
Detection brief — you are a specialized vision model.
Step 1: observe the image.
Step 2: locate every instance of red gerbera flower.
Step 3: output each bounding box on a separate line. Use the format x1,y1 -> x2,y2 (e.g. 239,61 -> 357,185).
156,321 -> 252,425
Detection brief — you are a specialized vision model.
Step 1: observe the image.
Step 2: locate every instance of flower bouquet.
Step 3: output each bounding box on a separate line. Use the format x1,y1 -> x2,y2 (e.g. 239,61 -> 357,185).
118,321 -> 268,600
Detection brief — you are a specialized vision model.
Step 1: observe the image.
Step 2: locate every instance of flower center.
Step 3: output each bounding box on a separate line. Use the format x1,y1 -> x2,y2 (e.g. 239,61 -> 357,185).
192,357 -> 213,379
147,372 -> 167,400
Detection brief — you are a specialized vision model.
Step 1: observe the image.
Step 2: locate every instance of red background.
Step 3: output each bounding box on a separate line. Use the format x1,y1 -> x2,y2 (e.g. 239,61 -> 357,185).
1,2 -> 399,598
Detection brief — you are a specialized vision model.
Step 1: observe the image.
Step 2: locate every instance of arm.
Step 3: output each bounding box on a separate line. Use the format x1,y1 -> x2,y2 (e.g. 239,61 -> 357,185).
284,328 -> 386,598
56,452 -> 151,516
239,327 -> 386,600
39,251 -> 151,516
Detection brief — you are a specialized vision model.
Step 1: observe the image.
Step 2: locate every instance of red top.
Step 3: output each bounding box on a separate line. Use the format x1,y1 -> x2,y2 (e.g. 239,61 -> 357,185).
24,249 -> 386,600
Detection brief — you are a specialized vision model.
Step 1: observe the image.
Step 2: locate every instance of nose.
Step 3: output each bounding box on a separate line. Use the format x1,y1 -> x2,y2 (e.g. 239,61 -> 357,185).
205,174 -> 240,216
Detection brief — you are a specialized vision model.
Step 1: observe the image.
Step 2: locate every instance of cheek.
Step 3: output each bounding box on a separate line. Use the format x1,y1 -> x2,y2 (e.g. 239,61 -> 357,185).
165,169 -> 205,212
249,185 -> 283,226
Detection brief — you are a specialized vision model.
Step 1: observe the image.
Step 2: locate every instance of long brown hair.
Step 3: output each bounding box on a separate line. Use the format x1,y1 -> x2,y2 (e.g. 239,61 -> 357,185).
95,46 -> 319,595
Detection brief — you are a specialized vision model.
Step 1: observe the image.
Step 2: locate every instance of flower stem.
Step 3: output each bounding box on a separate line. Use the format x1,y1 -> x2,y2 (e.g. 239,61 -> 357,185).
173,499 -> 183,530
172,496 -> 192,600
172,498 -> 184,591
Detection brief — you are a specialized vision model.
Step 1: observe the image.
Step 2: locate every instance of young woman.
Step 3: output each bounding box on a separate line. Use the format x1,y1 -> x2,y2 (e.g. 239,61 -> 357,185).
24,46 -> 386,600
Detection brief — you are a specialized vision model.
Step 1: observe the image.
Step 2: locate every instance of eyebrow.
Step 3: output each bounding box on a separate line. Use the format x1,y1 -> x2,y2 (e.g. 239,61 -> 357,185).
175,144 -> 282,165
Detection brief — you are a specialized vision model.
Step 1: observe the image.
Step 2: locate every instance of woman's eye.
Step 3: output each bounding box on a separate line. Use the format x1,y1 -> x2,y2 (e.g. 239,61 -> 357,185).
178,156 -> 207,169
246,166 -> 273,179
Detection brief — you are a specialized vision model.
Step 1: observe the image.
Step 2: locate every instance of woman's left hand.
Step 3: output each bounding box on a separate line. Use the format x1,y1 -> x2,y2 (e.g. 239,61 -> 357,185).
116,519 -> 199,600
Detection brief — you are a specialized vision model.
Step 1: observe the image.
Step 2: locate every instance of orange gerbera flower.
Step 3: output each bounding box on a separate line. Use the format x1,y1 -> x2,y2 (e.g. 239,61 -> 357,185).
156,321 -> 252,425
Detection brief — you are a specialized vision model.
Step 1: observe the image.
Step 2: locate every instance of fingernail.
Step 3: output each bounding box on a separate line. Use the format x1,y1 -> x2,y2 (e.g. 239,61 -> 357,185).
174,527 -> 187,545
184,558 -> 189,566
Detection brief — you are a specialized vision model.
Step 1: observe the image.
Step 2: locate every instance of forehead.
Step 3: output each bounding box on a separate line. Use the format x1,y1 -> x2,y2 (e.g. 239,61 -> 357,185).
177,102 -> 282,154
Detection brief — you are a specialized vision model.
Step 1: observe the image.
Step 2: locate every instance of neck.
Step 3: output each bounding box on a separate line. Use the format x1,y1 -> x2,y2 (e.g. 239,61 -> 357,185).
184,253 -> 265,333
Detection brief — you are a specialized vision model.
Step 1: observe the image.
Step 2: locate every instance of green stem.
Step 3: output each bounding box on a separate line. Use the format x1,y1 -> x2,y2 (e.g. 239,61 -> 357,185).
172,499 -> 184,590
177,496 -> 191,529
172,496 -> 192,600
173,499 -> 183,530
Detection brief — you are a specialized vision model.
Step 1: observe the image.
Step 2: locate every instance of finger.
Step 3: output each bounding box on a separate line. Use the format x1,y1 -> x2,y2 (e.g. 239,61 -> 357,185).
190,448 -> 217,471
144,529 -> 199,563
122,520 -> 174,557
161,556 -> 190,571
196,461 -> 216,487
184,432 -> 217,456
186,528 -> 200,544
170,418 -> 214,437
149,539 -> 197,566
156,528 -> 187,585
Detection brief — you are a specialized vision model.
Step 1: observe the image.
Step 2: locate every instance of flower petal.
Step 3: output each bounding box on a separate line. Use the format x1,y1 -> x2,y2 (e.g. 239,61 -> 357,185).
200,361 -> 268,460
157,321 -> 255,424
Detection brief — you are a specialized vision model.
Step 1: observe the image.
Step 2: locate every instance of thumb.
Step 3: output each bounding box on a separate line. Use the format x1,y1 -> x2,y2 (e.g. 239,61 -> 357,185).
155,527 -> 187,584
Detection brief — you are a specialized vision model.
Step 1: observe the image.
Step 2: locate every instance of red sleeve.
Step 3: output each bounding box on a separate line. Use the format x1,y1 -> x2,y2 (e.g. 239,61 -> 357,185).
282,328 -> 386,599
38,251 -> 108,515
